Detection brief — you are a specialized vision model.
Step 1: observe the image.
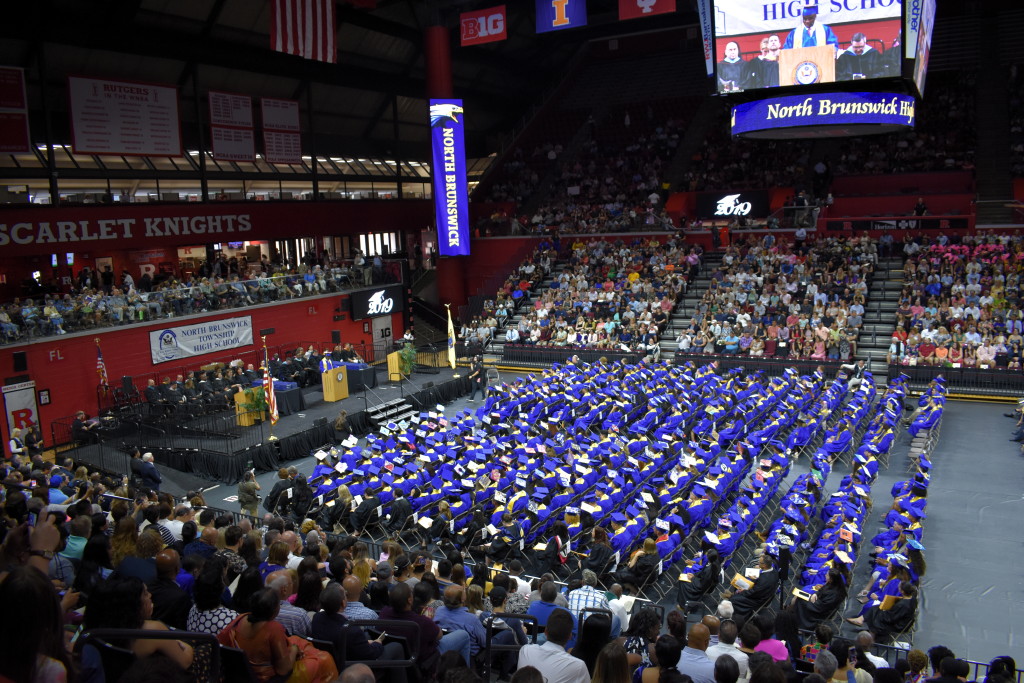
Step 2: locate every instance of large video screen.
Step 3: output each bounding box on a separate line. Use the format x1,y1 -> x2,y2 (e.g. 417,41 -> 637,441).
910,0 -> 935,96
713,0 -> 903,94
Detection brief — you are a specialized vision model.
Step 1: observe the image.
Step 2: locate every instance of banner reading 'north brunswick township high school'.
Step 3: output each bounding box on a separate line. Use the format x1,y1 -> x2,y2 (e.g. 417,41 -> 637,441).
429,99 -> 470,257
150,316 -> 253,364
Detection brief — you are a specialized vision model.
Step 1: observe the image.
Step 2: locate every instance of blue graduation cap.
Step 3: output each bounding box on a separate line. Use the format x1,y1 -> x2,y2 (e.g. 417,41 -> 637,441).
717,517 -> 732,529
353,468 -> 366,477
708,466 -> 723,476
693,485 -> 707,497
907,539 -> 925,551
610,512 -> 627,524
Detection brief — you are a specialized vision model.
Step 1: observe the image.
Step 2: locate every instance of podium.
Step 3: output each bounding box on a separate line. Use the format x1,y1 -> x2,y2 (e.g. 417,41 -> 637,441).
234,390 -> 266,427
387,351 -> 403,383
779,45 -> 835,86
322,367 -> 349,402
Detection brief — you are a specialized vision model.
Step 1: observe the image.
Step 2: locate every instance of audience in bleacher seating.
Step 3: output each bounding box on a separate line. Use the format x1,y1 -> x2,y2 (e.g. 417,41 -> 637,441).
675,235 -> 876,361
891,234 -> 1024,369
0,252 -> 390,343
506,237 -> 691,355
832,72 -> 977,177
520,102 -> 687,235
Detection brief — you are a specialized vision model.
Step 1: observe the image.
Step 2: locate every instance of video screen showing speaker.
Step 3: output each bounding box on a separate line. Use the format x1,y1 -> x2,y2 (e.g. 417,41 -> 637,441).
713,0 -> 902,94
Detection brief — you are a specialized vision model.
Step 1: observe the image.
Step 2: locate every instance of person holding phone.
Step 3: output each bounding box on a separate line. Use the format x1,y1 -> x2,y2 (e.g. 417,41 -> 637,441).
827,638 -> 872,683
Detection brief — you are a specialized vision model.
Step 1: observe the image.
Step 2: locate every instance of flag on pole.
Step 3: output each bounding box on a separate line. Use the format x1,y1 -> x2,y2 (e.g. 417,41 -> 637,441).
270,0 -> 337,64
95,339 -> 109,392
446,305 -> 457,370
262,353 -> 280,425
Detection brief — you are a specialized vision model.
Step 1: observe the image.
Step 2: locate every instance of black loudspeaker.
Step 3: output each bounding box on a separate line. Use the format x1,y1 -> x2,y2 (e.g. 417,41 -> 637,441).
122,375 -> 135,391
314,417 -> 328,427
331,330 -> 341,344
12,352 -> 26,373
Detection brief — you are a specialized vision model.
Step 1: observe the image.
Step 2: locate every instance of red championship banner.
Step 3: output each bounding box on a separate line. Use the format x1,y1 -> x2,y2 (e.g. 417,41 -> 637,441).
618,0 -> 676,21
460,5 -> 507,46
0,67 -> 31,153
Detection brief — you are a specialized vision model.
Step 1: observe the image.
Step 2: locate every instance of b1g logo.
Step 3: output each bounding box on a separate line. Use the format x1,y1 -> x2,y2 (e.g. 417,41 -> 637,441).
794,61 -> 821,85
715,194 -> 752,216
366,290 -> 394,315
460,5 -> 507,46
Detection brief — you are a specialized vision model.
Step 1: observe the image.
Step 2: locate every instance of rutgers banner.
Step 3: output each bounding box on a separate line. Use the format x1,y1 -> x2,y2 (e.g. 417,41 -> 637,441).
3,380 -> 38,437
460,5 -> 507,46
150,316 -> 254,364
618,0 -> 676,21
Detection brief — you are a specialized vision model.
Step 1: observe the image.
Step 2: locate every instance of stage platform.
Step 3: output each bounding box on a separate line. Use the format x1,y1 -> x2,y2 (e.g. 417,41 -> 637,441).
67,366 -> 477,493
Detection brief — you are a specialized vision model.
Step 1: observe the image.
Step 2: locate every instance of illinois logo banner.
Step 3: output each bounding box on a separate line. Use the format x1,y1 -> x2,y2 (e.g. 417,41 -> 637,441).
461,5 -> 507,46
536,0 -> 587,34
618,0 -> 676,21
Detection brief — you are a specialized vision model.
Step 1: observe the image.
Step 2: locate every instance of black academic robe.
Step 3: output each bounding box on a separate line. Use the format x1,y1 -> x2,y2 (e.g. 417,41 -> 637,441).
865,596 -> 917,640
794,583 -> 846,631
717,58 -> 746,91
387,496 -> 414,532
744,57 -> 779,89
731,568 -> 778,620
264,479 -> 292,513
350,495 -> 380,530
678,561 -> 721,607
583,543 -> 615,575
836,48 -> 884,81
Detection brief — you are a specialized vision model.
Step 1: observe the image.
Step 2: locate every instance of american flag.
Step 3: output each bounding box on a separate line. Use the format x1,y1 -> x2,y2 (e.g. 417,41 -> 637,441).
95,340 -> 109,389
262,363 -> 280,425
270,0 -> 337,64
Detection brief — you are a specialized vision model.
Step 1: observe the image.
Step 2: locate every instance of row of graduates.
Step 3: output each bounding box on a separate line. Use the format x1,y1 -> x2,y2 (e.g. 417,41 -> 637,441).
838,377 -> 941,637
301,358 -> 839,579
677,370 -> 876,621
908,376 -> 947,436
787,375 -> 915,637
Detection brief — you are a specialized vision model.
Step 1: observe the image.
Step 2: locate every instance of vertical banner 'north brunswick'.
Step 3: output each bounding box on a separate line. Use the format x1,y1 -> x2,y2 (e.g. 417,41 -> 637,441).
429,99 -> 470,257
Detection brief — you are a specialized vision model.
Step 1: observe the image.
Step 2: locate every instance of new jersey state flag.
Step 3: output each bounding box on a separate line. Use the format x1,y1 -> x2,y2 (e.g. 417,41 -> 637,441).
619,0 -> 676,21
536,0 -> 587,34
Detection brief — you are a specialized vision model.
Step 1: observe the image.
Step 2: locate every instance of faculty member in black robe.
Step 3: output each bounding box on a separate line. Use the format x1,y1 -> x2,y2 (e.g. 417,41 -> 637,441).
717,41 -> 746,92
793,568 -> 848,631
861,581 -> 918,641
677,548 -> 722,610
837,33 -> 884,81
731,554 -> 779,622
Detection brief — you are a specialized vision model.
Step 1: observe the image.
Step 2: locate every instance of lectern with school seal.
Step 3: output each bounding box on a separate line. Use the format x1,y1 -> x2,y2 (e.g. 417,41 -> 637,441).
322,366 -> 349,402
779,46 -> 836,86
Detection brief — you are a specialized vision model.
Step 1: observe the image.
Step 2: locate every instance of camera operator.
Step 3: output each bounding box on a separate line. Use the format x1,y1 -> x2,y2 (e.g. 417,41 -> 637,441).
237,470 -> 261,517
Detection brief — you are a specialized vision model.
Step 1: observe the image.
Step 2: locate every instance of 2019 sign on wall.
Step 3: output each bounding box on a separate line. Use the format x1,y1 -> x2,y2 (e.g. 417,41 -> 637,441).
349,285 -> 405,320
695,190 -> 770,219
